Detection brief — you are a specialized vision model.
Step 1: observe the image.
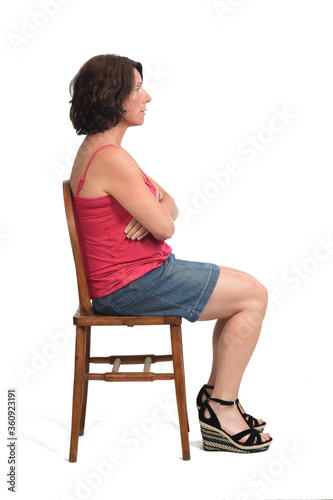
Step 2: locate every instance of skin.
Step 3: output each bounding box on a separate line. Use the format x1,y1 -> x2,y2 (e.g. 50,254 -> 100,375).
70,68 -> 271,445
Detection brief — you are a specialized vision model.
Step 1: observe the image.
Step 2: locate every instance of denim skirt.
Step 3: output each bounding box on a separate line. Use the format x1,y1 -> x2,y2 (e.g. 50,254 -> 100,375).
92,253 -> 220,322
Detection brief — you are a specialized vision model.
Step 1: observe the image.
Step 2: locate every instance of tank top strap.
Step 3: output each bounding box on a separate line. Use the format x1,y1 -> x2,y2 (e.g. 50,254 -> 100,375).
75,144 -> 116,196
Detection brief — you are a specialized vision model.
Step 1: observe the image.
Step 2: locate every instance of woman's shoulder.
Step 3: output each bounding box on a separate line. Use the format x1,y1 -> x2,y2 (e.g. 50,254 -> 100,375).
71,139 -> 141,188
78,139 -> 120,160
70,140 -> 126,195
72,140 -> 124,173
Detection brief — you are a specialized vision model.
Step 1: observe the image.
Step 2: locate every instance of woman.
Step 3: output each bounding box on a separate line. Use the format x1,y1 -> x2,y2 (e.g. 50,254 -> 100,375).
69,54 -> 272,453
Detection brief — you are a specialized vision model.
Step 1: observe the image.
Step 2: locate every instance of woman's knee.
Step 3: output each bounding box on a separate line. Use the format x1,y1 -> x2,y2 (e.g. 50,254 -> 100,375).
249,279 -> 268,314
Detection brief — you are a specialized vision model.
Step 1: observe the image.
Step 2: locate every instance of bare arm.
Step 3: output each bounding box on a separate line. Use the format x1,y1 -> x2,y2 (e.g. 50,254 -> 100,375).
125,184 -> 178,240
143,172 -> 179,222
100,148 -> 175,241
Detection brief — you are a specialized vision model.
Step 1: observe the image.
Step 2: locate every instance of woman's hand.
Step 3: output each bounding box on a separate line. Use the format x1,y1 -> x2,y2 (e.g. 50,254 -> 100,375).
124,218 -> 150,240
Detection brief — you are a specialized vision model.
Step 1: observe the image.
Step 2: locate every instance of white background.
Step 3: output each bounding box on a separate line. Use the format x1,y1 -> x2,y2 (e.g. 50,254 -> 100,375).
1,1 -> 333,499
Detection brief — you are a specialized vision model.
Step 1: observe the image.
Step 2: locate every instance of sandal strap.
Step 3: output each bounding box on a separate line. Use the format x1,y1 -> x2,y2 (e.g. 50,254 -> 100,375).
209,397 -> 240,407
200,399 -> 221,429
243,412 -> 259,428
202,385 -> 214,399
232,427 -> 262,446
196,385 -> 214,409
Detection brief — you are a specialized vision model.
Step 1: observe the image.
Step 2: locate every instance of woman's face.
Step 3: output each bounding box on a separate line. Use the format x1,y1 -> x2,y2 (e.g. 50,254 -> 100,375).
123,68 -> 151,127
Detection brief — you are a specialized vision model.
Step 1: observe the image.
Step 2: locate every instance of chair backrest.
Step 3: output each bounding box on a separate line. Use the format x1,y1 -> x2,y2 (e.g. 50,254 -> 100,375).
63,180 -> 93,315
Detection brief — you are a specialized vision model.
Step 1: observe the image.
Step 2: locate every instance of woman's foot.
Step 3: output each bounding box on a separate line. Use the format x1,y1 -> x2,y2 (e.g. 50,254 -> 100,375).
205,399 -> 271,445
197,384 -> 266,431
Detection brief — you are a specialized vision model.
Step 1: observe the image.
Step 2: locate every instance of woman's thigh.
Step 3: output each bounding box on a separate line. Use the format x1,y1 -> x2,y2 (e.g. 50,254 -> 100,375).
219,265 -> 255,278
198,266 -> 266,321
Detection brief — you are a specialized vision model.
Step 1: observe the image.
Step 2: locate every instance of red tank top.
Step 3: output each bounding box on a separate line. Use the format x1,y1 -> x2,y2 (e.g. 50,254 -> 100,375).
72,144 -> 172,299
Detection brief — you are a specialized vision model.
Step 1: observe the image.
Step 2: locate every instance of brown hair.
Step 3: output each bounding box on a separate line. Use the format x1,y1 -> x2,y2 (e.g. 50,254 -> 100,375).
69,54 -> 143,135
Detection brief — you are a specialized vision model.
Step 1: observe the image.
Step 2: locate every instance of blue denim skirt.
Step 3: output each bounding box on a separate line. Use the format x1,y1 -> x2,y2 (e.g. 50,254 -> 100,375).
92,253 -> 220,322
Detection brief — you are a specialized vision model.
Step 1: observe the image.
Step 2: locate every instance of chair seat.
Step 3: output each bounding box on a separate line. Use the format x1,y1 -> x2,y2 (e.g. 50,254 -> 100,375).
74,308 -> 182,326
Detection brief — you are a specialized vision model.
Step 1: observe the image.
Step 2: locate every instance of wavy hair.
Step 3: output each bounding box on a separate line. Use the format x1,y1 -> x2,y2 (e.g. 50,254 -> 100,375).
69,54 -> 143,135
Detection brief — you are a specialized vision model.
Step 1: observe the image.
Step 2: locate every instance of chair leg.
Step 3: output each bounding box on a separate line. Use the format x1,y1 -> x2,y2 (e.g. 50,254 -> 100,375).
79,326 -> 91,436
170,324 -> 190,461
69,325 -> 86,462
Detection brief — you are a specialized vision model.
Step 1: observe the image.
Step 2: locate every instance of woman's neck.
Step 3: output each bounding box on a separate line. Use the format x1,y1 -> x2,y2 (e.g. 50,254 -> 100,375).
87,122 -> 128,148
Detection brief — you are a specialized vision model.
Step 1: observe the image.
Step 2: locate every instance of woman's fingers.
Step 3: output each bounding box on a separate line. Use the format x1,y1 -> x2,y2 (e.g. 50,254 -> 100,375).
155,186 -> 163,201
124,218 -> 149,240
124,217 -> 137,235
137,229 -> 149,240
129,225 -> 149,240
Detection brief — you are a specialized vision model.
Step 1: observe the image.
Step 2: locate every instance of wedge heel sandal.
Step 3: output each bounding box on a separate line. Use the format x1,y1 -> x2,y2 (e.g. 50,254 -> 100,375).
199,397 -> 272,454
200,421 -> 271,453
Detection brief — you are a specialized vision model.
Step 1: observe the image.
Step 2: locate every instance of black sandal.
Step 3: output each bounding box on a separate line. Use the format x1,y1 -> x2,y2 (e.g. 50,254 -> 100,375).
199,398 -> 272,453
196,384 -> 266,432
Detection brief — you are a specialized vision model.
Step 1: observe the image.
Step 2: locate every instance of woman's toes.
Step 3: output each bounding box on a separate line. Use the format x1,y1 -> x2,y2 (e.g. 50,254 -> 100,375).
261,432 -> 270,442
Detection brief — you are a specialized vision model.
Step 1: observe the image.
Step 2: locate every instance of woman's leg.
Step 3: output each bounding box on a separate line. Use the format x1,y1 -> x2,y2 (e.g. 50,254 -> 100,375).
206,266 -> 258,388
198,266 -> 270,443
206,318 -> 228,387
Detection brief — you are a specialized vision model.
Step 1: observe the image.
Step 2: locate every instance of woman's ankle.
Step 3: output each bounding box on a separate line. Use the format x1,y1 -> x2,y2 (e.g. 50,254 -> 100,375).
210,391 -> 239,402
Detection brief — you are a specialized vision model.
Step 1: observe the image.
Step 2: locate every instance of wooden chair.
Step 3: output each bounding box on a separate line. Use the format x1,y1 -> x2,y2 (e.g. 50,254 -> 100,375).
63,180 -> 190,462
